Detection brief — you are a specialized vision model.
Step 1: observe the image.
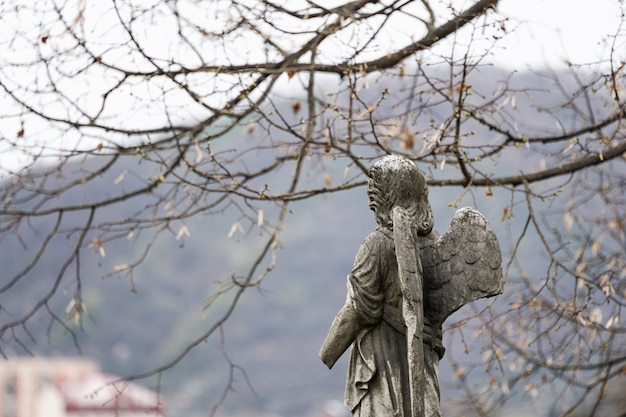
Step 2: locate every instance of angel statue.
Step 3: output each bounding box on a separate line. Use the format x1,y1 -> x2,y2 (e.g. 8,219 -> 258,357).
319,155 -> 504,417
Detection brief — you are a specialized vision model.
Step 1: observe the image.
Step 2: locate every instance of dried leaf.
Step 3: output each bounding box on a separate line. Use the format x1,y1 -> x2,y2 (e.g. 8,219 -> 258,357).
573,247 -> 584,262
194,141 -> 203,164
291,100 -> 301,114
589,308 -> 603,325
501,207 -> 508,222
507,360 -> 516,372
563,212 -> 574,230
575,262 -> 586,277
74,8 -> 84,24
591,235 -> 603,255
501,380 -> 510,394
65,298 -> 77,315
452,83 -> 468,93
563,139 -> 577,154
485,186 -> 493,196
176,224 -> 190,240
605,315 -> 618,329
257,209 -> 264,227
357,105 -> 378,118
400,131 -> 415,150
286,70 -> 295,79
599,274 -> 614,297
228,221 -> 244,238
608,219 -> 622,230
495,346 -> 505,360
88,238 -> 105,257
523,383 -> 538,398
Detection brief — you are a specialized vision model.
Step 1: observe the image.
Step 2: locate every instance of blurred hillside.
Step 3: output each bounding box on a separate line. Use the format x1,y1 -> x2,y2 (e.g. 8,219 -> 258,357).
0,160 -> 377,416
1,66 -> 619,417
0,154 -> 513,416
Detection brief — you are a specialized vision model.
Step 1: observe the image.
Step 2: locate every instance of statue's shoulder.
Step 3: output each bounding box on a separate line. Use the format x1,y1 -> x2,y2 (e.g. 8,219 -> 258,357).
355,227 -> 394,258
363,226 -> 393,244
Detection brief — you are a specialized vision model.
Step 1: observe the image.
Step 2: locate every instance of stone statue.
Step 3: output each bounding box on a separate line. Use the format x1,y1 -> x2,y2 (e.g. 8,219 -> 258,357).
319,155 -> 504,417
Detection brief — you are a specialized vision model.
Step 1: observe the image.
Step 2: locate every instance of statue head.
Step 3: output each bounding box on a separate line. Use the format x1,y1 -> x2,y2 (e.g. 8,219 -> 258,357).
367,155 -> 434,236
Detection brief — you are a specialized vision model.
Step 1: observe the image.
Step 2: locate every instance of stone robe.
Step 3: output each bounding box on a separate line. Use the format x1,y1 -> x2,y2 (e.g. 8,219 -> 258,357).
335,227 -> 443,417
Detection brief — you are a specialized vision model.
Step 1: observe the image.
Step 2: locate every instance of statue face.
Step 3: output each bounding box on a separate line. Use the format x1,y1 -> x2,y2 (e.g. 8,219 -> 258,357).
367,180 -> 378,212
367,177 -> 385,227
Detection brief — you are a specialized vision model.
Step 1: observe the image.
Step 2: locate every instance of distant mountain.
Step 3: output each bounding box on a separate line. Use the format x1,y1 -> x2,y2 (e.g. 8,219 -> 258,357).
1,66 -> 608,417
0,145 -> 377,416
0,154 -> 513,416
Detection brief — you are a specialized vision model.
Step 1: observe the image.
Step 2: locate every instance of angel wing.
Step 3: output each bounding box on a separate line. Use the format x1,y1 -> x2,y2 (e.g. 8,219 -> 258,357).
420,207 -> 504,326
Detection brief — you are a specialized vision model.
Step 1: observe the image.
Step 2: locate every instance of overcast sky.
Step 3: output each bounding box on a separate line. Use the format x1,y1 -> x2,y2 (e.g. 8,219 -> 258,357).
498,0 -> 624,67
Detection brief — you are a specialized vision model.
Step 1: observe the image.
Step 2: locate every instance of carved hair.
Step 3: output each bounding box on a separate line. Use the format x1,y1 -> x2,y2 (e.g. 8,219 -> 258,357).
367,155 -> 434,236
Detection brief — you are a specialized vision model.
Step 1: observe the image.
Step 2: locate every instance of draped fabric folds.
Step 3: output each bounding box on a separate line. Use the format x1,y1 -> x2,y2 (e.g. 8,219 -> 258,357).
342,228 -> 442,417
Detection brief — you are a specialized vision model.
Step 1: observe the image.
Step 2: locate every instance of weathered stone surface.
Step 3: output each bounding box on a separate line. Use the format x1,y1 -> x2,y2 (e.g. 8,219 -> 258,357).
319,155 -> 504,417
422,206 -> 504,325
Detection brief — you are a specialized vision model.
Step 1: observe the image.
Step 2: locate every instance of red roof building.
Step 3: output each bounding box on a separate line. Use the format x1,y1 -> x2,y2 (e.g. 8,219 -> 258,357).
0,357 -> 164,417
